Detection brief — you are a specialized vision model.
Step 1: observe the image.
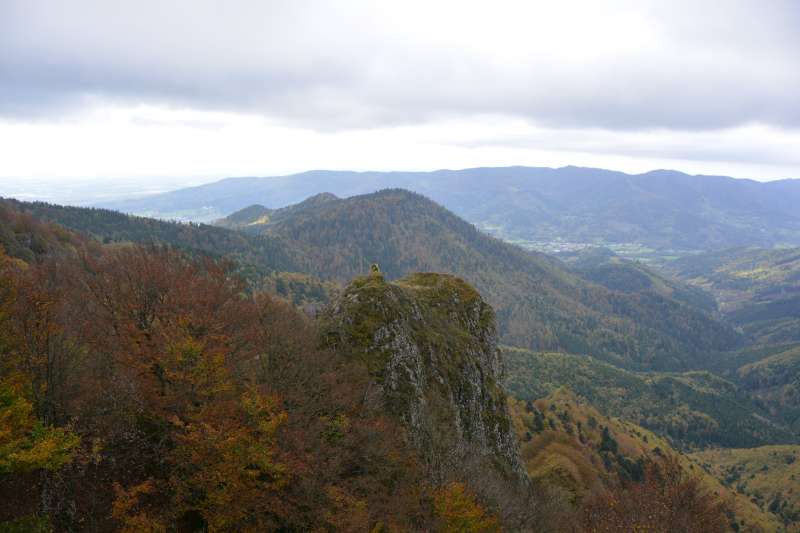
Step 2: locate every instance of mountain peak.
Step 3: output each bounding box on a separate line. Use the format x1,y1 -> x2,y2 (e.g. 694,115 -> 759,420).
296,191 -> 340,206
214,204 -> 273,228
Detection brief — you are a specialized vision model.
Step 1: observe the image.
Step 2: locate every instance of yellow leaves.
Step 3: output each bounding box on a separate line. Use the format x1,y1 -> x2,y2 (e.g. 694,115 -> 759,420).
434,482 -> 501,533
0,515 -> 51,532
320,412 -> 351,443
167,414 -> 185,428
5,424 -> 79,473
112,480 -> 166,533
240,388 -> 288,437
112,394 -> 289,532
166,387 -> 289,532
88,437 -> 104,465
0,381 -> 79,474
163,335 -> 234,404
324,485 -> 371,531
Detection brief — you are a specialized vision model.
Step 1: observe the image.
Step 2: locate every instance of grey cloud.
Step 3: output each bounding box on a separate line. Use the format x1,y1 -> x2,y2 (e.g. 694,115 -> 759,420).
453,125 -> 800,168
2,0 -> 799,131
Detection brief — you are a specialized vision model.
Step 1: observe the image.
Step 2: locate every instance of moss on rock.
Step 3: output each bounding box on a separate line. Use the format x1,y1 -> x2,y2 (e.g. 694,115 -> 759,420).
321,272 -> 527,485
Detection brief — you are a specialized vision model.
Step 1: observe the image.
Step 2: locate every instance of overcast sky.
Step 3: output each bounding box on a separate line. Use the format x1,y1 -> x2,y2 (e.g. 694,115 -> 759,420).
1,0 -> 799,196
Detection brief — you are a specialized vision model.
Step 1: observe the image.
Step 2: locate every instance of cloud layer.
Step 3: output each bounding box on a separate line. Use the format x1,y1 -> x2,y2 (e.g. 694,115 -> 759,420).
3,0 -> 799,131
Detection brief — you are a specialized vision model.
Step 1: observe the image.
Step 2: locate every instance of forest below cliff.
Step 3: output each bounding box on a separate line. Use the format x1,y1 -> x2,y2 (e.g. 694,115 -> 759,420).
0,199 -> 745,531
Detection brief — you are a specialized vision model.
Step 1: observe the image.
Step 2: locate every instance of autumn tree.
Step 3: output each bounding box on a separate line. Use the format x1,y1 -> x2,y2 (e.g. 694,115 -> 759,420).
0,250 -> 79,473
0,247 -> 80,529
435,482 -> 501,533
579,455 -> 729,533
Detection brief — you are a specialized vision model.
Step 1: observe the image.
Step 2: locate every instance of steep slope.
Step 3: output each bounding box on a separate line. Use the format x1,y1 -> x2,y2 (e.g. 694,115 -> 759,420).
0,210 -> 532,531
223,189 -> 741,370
0,220 -> 435,531
0,200 -> 91,261
510,390 -> 784,532
320,272 -> 527,485
99,166 -> 800,251
693,445 -> 800,531
503,348 -> 797,450
737,344 -> 800,431
1,190 -> 773,532
659,247 -> 800,344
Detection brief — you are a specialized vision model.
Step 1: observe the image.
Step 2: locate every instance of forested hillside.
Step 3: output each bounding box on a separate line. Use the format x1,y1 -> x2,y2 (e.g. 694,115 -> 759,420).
558,247 -> 718,313
218,189 -> 740,370
509,390 -> 781,532
659,247 -> 800,344
0,198 -> 339,309
0,206 -> 514,530
3,193 -> 741,371
1,198 -> 303,275
0,190 -> 797,527
0,203 -> 748,531
503,348 -> 796,450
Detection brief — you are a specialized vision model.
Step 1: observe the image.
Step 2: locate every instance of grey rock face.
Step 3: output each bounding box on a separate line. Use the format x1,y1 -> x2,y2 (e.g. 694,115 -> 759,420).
322,272 -> 528,485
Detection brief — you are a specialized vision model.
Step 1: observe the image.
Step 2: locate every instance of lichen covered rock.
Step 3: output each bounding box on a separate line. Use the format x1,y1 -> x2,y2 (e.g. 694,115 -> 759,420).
322,272 -> 527,484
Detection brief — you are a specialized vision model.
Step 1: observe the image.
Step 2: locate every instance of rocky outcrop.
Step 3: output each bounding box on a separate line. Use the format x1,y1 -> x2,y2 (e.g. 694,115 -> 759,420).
321,272 -> 528,485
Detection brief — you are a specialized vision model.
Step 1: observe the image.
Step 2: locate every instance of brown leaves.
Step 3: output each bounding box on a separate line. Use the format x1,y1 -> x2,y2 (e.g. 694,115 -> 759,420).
434,482 -> 501,533
579,455 -> 730,533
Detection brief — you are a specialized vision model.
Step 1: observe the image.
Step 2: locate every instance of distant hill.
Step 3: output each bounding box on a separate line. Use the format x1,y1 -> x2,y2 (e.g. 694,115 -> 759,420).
737,344 -> 800,432
98,166 -> 800,252
558,247 -> 718,313
502,348 -> 796,450
659,247 -> 800,344
0,198 -> 304,275
217,189 -> 741,370
0,198 -> 339,309
214,193 -> 340,230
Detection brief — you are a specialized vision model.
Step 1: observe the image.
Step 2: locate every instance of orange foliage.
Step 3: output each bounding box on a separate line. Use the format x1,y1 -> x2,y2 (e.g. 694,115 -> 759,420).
579,455 -> 729,533
435,482 -> 501,533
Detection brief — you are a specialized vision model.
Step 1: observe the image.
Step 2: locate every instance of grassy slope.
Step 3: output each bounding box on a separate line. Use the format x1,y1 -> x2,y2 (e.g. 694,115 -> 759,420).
508,389 -> 783,532
658,247 -> 800,434
693,445 -> 800,531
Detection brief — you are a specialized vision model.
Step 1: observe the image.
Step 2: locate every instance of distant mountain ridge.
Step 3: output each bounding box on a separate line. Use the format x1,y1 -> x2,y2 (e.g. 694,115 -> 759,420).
98,165 -> 800,252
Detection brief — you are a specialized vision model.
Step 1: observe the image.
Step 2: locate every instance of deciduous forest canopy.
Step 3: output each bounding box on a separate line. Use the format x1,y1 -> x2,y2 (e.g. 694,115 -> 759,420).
2,191 -> 798,531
